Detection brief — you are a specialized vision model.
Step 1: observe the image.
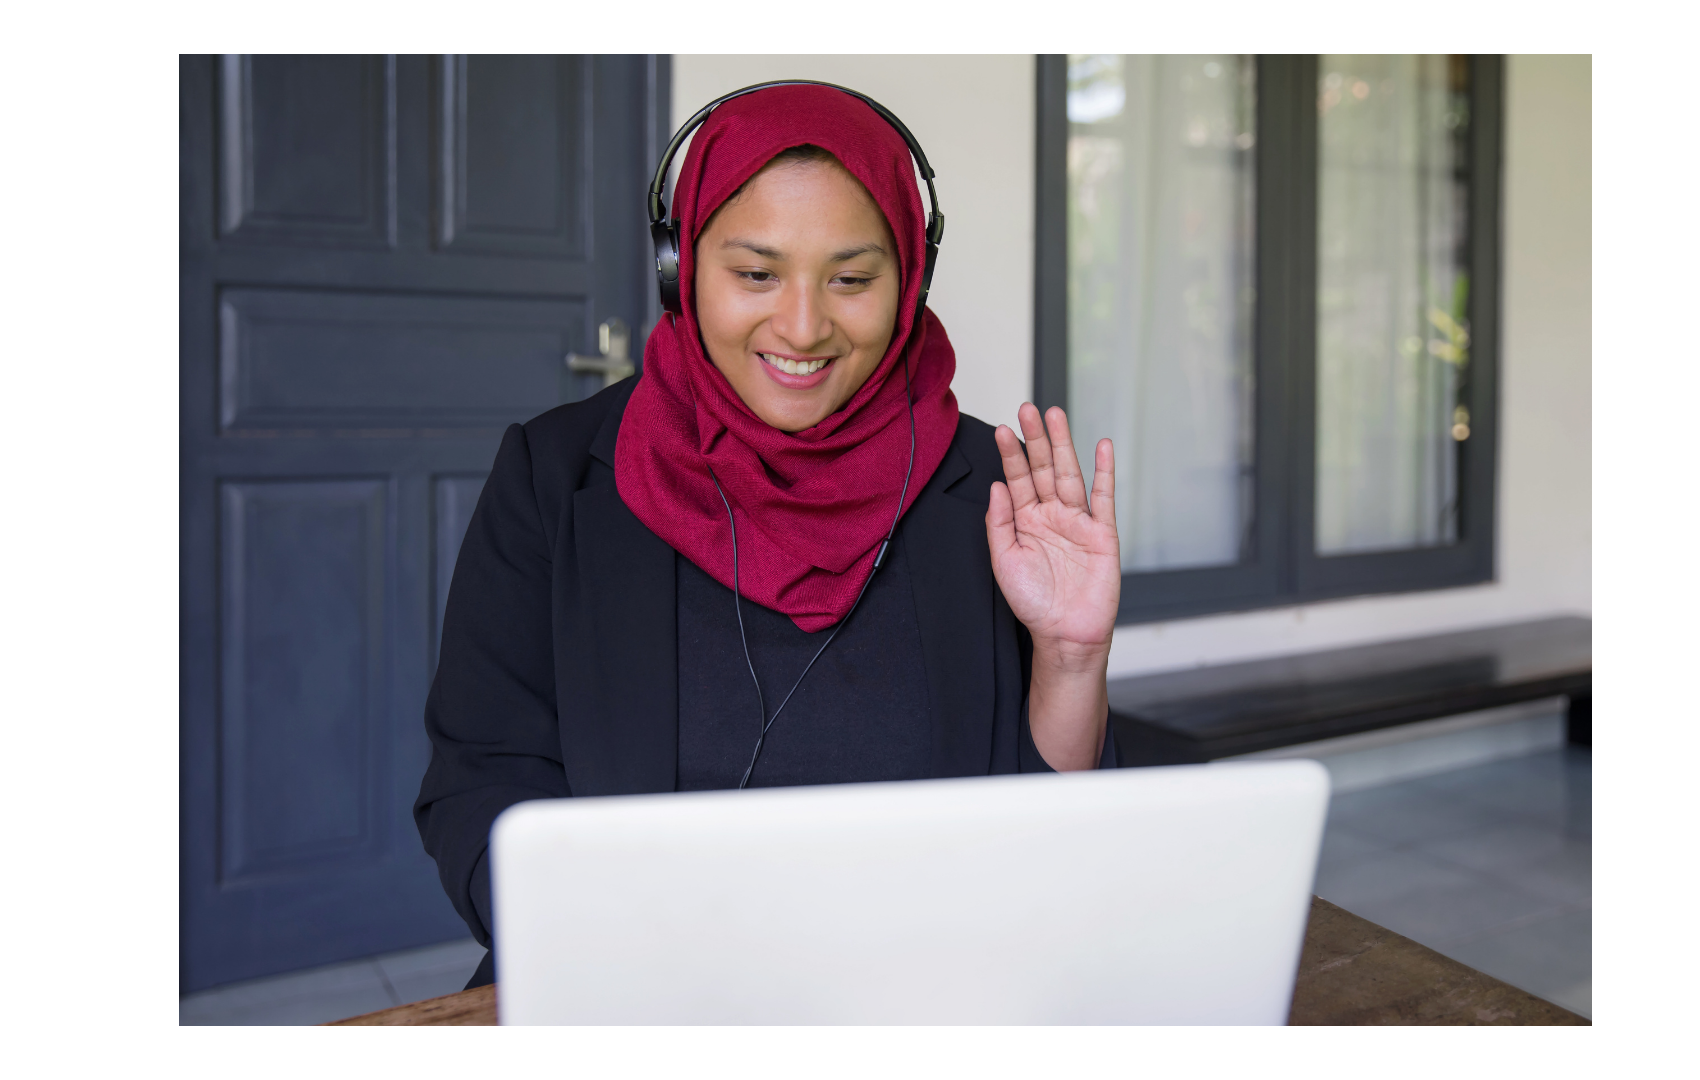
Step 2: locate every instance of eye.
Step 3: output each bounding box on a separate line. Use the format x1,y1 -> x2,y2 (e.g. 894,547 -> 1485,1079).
833,274 -> 873,289
736,270 -> 777,285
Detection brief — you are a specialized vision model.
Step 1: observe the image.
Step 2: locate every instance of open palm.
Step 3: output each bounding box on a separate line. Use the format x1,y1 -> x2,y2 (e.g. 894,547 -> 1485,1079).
986,404 -> 1120,654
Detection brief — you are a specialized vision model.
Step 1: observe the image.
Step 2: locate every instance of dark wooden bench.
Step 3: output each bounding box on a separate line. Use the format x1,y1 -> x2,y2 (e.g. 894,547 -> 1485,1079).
1108,616 -> 1591,766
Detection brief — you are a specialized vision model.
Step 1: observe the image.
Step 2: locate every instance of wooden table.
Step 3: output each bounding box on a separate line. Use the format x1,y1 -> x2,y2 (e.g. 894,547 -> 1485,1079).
329,897 -> 1588,1026
1285,898 -> 1586,1025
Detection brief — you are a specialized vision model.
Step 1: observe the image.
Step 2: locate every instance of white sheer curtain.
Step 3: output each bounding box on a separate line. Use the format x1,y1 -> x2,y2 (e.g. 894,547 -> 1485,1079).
1315,55 -> 1469,554
1065,55 -> 1256,572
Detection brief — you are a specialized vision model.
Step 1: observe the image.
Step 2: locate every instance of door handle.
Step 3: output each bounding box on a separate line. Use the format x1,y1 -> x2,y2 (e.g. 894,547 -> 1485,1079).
565,318 -> 635,389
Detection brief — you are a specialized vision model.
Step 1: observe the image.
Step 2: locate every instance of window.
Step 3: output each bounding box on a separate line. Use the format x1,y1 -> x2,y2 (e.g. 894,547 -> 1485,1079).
1036,55 -> 1502,623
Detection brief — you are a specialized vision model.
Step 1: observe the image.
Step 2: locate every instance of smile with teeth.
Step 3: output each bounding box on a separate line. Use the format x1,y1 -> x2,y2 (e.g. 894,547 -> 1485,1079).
761,352 -> 833,376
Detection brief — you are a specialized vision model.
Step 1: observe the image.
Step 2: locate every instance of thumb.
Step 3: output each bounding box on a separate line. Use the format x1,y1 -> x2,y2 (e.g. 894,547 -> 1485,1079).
986,480 -> 1018,563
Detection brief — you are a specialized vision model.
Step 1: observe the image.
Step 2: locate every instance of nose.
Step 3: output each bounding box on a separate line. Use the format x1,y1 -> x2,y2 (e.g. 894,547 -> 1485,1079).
770,276 -> 834,353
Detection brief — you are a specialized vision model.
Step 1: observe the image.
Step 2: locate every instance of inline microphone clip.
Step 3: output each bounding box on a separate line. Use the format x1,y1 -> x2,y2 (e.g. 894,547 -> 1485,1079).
873,538 -> 893,571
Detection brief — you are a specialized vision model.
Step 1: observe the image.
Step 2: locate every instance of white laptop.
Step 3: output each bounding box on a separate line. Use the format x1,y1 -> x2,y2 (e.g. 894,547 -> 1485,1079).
491,761 -> 1329,1025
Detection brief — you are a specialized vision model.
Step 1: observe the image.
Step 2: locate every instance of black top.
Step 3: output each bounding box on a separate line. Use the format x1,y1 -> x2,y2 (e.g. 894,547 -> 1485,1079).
414,376 -> 1117,989
676,545 -> 932,791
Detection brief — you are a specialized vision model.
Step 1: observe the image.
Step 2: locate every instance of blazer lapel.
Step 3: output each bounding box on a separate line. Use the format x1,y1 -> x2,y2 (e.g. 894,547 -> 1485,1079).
557,400 -> 679,796
902,438 -> 999,777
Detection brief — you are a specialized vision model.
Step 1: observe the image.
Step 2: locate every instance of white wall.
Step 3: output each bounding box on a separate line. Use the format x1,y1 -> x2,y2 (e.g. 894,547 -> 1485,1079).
672,56 -> 1035,428
673,55 -> 1592,678
1497,54 -> 1593,622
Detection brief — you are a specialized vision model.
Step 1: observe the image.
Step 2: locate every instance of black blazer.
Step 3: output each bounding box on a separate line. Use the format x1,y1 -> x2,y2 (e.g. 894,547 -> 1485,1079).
414,377 -> 1116,972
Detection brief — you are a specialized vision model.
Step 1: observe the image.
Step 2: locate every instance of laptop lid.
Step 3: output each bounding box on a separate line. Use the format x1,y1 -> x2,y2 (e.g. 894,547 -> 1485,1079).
492,760 -> 1329,1024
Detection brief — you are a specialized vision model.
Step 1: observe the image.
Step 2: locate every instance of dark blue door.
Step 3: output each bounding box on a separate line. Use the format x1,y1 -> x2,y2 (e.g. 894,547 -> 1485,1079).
180,54 -> 668,991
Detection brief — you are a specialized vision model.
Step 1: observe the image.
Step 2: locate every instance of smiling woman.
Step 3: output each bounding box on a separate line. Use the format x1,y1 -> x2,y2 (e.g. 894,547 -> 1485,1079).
414,82 -> 1123,992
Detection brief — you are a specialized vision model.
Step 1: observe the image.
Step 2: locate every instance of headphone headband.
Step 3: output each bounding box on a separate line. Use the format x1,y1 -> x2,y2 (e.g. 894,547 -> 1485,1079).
649,80 -> 945,317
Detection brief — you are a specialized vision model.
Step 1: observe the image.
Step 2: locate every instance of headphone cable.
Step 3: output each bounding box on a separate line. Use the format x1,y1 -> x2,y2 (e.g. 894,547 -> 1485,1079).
714,346 -> 918,790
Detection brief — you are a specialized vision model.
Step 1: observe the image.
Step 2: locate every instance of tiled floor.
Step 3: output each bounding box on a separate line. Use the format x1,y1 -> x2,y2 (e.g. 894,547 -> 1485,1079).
178,937 -> 487,1026
1314,746 -> 1591,1018
180,744 -> 1591,1025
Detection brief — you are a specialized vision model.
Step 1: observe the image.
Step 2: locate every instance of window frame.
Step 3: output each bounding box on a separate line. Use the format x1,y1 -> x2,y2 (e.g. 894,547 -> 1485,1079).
1034,54 -> 1504,625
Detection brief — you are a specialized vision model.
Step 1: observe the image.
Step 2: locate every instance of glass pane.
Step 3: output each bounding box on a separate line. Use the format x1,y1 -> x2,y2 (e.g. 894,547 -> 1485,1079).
1315,55 -> 1471,555
1066,55 -> 1257,573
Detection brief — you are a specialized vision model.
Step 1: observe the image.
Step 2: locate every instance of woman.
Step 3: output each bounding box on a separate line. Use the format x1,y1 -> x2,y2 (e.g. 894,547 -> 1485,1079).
415,83 -> 1122,990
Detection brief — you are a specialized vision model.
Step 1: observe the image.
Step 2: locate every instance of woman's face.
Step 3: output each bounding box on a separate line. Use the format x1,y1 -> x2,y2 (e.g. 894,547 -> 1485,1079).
693,158 -> 901,433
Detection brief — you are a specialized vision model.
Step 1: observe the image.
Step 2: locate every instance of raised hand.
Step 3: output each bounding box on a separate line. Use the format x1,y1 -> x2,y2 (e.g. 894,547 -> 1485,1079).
987,404 -> 1120,770
988,404 -> 1120,656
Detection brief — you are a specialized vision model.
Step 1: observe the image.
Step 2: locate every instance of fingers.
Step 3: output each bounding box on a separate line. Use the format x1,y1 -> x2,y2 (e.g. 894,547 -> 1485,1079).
1015,402 -> 1057,502
1004,405 -> 1100,517
993,422 -> 1038,512
1090,437 -> 1117,531
1043,407 -> 1089,510
986,480 -> 1018,561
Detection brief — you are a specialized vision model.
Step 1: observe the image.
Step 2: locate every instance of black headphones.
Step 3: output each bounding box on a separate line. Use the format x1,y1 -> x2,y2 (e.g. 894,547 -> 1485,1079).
648,80 -> 945,321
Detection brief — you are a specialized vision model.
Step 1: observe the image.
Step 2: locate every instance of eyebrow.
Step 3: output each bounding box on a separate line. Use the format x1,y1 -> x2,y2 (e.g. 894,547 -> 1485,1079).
721,238 -> 784,259
719,238 -> 888,262
828,242 -> 887,262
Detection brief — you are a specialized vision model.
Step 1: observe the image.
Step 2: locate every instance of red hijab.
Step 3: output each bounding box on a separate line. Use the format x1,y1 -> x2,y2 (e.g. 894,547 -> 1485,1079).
615,85 -> 960,632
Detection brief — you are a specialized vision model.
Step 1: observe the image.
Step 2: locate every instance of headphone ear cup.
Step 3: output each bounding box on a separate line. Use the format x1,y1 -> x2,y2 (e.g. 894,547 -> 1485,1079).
652,219 -> 683,315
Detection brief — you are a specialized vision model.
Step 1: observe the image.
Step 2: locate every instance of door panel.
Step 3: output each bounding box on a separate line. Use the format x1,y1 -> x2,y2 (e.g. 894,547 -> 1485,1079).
439,54 -> 589,257
181,53 -> 667,992
218,288 -> 587,433
219,54 -> 396,247
218,479 -> 388,884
